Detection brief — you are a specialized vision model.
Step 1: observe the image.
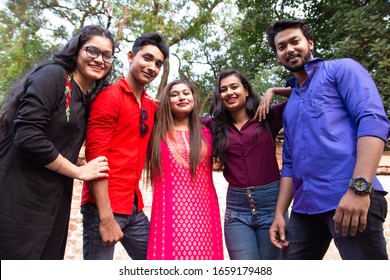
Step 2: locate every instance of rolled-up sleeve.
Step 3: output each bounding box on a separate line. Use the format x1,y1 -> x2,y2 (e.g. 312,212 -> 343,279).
13,65 -> 65,165
335,58 -> 390,142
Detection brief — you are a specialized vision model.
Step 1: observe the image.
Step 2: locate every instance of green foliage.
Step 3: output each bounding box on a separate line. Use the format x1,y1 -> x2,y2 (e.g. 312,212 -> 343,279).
324,0 -> 390,116
0,0 -> 56,104
231,0 -> 390,117
0,0 -> 389,117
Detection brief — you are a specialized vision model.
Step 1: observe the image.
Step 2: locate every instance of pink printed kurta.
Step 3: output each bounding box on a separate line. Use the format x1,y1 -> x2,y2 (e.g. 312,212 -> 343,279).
147,127 -> 223,260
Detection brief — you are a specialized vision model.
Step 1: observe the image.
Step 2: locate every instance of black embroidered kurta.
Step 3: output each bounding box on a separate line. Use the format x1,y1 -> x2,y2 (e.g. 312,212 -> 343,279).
0,64 -> 88,259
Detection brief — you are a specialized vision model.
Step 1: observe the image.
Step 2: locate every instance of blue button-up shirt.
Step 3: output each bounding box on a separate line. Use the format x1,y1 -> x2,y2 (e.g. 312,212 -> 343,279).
281,58 -> 390,214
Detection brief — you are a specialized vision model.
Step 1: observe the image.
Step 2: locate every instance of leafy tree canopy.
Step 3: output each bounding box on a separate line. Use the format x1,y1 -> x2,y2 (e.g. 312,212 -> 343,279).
232,0 -> 390,115
0,0 -> 389,116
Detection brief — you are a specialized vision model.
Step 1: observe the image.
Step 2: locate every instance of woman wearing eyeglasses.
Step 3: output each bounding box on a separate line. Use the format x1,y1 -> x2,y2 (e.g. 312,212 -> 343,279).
146,80 -> 224,260
0,25 -> 114,259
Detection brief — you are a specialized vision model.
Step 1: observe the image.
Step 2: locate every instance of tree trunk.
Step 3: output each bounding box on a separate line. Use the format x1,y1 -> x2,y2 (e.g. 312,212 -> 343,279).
157,59 -> 170,98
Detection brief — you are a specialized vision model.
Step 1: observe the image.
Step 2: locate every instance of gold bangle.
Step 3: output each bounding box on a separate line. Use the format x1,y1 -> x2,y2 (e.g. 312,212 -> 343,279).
55,157 -> 65,172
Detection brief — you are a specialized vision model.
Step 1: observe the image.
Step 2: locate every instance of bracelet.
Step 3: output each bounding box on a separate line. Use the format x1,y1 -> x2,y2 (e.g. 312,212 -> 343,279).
55,157 -> 65,172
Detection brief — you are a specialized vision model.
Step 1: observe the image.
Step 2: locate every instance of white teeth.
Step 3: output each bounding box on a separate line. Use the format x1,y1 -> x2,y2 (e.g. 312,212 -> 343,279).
91,65 -> 103,71
287,54 -> 300,62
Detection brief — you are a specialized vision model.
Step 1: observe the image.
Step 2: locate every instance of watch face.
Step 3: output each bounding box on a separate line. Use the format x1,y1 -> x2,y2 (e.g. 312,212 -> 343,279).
354,177 -> 368,192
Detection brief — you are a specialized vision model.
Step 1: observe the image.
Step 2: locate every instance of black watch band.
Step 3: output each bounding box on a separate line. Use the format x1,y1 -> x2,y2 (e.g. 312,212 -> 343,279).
349,177 -> 373,195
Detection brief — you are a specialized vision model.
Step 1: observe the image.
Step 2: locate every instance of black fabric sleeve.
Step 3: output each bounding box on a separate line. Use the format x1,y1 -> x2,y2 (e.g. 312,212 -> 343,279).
13,64 -> 66,165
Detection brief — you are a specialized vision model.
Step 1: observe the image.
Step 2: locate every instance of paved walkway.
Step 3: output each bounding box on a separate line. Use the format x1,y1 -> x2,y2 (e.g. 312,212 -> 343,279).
64,155 -> 390,260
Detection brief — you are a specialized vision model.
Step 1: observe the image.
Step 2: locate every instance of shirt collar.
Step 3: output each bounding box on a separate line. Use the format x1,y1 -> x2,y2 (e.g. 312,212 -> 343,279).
117,76 -> 147,98
286,57 -> 324,88
305,57 -> 323,73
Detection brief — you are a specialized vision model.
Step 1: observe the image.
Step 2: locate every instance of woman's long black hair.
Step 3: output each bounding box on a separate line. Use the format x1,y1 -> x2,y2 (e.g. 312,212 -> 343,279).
147,79 -> 204,181
0,25 -> 115,135
210,69 -> 260,170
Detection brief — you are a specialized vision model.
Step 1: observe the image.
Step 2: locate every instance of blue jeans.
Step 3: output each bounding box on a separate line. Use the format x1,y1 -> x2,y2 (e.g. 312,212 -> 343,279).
224,182 -> 283,260
282,191 -> 388,260
81,202 -> 149,260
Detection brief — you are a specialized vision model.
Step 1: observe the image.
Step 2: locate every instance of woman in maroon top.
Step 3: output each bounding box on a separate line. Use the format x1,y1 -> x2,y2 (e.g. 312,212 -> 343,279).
205,69 -> 287,260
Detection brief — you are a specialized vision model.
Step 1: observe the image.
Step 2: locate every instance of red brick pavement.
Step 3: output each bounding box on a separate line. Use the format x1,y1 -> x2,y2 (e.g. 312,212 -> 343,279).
65,152 -> 390,260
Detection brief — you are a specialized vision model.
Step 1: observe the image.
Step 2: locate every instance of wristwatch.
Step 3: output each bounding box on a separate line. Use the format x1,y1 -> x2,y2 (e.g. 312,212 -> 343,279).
349,177 -> 373,195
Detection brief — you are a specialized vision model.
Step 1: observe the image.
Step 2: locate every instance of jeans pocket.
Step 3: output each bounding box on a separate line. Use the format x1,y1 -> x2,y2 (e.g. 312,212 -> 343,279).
370,192 -> 388,222
224,210 -> 234,224
380,193 -> 388,220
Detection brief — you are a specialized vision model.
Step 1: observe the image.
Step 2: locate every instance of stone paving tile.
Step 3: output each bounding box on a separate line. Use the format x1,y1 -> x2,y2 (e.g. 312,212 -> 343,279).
65,171 -> 390,260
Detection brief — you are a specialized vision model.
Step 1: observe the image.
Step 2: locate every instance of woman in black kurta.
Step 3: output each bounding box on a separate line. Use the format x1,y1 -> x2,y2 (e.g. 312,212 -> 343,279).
0,25 -> 115,259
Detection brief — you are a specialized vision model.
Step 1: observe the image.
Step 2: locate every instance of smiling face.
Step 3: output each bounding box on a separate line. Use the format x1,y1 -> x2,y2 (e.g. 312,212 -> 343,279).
73,35 -> 113,91
128,44 -> 165,86
219,74 -> 248,113
274,27 -> 314,72
169,83 -> 195,119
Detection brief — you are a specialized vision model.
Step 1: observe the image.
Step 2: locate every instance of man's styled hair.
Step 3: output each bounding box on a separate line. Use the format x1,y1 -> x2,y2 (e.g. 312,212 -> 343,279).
132,32 -> 170,60
266,18 -> 314,52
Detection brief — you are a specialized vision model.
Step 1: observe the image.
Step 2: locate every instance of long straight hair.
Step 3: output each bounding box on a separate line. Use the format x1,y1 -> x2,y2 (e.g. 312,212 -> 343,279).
147,79 -> 204,182
0,25 -> 115,136
210,69 -> 260,170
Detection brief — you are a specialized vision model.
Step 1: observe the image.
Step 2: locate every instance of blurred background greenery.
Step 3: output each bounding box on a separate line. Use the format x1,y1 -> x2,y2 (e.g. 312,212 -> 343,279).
0,0 -> 389,117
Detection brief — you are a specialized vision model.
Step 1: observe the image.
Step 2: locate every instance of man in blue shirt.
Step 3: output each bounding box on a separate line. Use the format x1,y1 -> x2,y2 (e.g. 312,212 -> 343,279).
267,18 -> 389,259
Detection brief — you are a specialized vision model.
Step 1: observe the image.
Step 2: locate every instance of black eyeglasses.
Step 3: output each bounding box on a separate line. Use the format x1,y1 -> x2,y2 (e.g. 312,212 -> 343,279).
140,108 -> 149,137
82,46 -> 115,64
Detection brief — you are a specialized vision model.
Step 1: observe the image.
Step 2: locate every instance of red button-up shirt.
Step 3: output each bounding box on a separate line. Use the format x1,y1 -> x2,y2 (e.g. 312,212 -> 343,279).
81,77 -> 157,214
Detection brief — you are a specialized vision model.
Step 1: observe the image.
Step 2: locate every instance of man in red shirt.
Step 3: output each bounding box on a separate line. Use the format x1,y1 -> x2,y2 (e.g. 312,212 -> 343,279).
81,33 -> 169,260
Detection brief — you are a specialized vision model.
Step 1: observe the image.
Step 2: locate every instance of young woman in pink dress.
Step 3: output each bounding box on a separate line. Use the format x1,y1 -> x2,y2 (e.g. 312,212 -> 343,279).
146,80 -> 224,260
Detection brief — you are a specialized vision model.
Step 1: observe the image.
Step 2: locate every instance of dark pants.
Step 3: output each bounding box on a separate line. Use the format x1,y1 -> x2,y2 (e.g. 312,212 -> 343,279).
81,202 -> 149,260
282,191 -> 388,260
